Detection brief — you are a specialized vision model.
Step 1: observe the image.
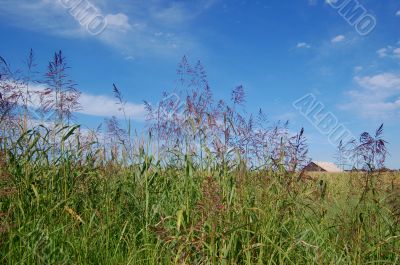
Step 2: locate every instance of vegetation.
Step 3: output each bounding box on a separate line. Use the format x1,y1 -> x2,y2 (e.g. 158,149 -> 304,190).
0,51 -> 399,264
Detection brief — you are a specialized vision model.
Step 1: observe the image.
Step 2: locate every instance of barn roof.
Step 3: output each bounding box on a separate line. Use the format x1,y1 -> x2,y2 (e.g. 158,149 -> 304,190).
312,161 -> 343,172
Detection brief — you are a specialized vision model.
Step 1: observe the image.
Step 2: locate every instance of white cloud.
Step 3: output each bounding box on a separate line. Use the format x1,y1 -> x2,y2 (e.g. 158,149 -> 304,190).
296,42 -> 311,48
78,93 -> 146,120
377,45 -> 400,59
377,48 -> 388,58
105,13 -> 132,32
151,2 -> 192,26
331,35 -> 345,43
340,73 -> 400,119
150,0 -> 218,26
124,56 -> 136,61
0,0 -> 218,58
396,10 -> 400,16
1,82 -> 146,120
354,73 -> 400,90
394,48 -> 400,59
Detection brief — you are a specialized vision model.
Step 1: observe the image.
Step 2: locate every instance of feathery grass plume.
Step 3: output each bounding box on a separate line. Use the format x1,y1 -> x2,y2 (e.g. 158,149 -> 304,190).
335,140 -> 348,170
0,55 -> 10,80
0,56 -> 24,134
288,127 -> 309,173
353,124 -> 388,172
43,50 -> 81,125
145,56 -> 311,172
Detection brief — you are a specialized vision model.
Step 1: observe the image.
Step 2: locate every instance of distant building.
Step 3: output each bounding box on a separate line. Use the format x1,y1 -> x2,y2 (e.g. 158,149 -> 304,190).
303,161 -> 343,173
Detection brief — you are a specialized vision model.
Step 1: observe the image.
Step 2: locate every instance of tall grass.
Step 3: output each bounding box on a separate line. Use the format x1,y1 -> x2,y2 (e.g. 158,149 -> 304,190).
0,125 -> 399,264
0,52 -> 399,264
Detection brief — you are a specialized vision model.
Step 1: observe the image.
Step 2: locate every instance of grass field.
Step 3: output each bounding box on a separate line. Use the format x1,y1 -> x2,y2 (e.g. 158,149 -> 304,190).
0,126 -> 399,264
0,53 -> 399,264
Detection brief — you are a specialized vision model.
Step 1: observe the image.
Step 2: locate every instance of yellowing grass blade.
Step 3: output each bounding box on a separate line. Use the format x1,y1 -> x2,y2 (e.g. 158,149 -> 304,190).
64,206 -> 85,224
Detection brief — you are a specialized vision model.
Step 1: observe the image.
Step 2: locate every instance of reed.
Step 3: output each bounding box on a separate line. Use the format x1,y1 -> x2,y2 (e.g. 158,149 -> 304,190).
0,52 -> 399,264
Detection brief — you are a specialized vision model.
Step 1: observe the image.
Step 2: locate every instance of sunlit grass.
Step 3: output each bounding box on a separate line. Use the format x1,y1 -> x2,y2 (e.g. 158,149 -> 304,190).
0,126 -> 399,264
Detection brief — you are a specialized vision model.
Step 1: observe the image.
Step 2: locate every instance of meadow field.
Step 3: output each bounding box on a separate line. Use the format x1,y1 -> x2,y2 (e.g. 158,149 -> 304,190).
2,0 -> 400,263
1,53 -> 399,264
0,126 -> 399,264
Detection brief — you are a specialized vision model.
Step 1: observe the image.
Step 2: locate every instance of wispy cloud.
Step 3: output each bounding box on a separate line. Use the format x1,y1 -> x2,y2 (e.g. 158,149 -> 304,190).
376,45 -> 400,59
396,10 -> 400,16
308,0 -> 317,6
296,42 -> 311,49
393,48 -> 400,59
0,0 -> 219,58
377,47 -> 389,58
340,73 -> 400,120
331,35 -> 345,43
354,66 -> 363,72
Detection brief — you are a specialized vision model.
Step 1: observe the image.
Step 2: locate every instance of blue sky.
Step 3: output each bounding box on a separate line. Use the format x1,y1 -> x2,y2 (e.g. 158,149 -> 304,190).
0,0 -> 399,168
